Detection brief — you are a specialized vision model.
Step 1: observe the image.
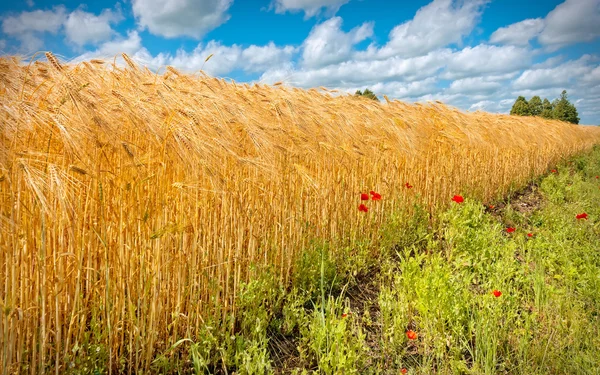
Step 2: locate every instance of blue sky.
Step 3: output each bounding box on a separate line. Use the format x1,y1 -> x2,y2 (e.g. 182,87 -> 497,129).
1,0 -> 599,124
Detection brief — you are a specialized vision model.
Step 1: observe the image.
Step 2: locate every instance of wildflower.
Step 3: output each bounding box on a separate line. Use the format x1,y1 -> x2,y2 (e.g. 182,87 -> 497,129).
492,290 -> 502,298
527,233 -> 533,237
489,205 -> 495,209
405,182 -> 413,189
506,227 -> 516,233
361,193 -> 369,201
370,191 -> 382,200
596,176 -> 599,179
452,195 -> 464,204
401,369 -> 408,374
576,213 -> 588,220
359,204 -> 369,212
406,330 -> 418,340
342,312 -> 349,318
551,169 -> 557,173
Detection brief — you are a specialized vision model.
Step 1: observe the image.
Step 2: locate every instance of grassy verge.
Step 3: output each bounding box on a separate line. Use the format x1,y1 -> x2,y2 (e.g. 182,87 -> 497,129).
69,147 -> 600,374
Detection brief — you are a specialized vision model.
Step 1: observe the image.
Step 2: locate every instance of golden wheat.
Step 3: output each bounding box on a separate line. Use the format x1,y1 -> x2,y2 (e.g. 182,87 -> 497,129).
1,54 -> 599,373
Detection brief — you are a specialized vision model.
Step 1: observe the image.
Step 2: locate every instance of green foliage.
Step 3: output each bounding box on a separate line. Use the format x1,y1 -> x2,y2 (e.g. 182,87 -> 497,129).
529,95 -> 542,116
512,91 -> 580,124
355,88 -> 380,101
299,296 -> 366,374
293,241 -> 340,302
541,98 -> 554,119
552,90 -> 580,124
510,96 -> 531,116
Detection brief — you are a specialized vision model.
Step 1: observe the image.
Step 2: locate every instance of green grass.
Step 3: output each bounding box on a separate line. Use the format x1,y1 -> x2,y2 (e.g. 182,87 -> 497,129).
70,147 -> 600,374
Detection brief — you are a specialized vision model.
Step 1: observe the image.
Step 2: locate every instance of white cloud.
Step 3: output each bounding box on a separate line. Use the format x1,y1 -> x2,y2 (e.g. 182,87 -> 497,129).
1,6 -> 66,52
65,8 -> 123,47
512,55 -> 595,89
72,30 -> 145,62
271,0 -> 349,18
144,41 -> 297,76
302,17 -> 373,68
491,0 -> 600,49
531,55 -> 564,69
161,41 -> 242,75
489,18 -> 544,46
74,32 -> 297,77
26,0 -> 34,7
1,6 -> 66,35
0,39 -> 6,50
448,77 -> 503,94
539,0 -> 600,47
359,0 -> 489,60
368,78 -> 438,98
132,0 -> 233,39
442,45 -> 532,80
581,65 -> 600,85
241,43 -> 298,72
260,49 -> 451,88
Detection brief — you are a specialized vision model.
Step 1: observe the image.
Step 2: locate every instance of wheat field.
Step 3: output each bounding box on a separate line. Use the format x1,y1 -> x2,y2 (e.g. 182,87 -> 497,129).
1,53 -> 599,373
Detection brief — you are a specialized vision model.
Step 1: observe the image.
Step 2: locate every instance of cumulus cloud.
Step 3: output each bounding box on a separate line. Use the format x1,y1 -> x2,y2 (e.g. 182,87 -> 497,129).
581,65 -> 600,85
74,31 -> 298,78
491,0 -> 600,48
448,77 -> 504,94
512,55 -> 596,90
260,50 -> 451,88
302,17 -> 373,68
1,6 -> 66,52
367,78 -> 439,99
359,0 -> 489,60
271,0 -> 349,18
140,41 -> 297,76
65,8 -> 123,47
489,18 -> 544,45
132,0 -> 233,39
241,43 -> 298,72
72,30 -> 145,63
539,0 -> 600,46
1,6 -> 65,35
442,44 -> 532,80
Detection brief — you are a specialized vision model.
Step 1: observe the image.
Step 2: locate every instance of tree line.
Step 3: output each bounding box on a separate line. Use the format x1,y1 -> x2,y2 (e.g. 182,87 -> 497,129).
356,88 -> 580,125
355,88 -> 380,101
510,90 -> 579,124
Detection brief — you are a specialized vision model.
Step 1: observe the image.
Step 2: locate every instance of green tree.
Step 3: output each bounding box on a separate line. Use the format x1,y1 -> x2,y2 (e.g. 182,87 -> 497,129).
529,96 -> 542,116
541,98 -> 554,119
552,90 -> 580,124
510,96 -> 531,116
355,88 -> 380,101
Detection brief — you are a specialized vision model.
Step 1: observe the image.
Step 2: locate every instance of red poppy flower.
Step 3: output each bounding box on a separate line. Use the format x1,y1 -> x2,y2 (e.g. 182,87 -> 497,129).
359,204 -> 369,212
361,193 -> 369,201
401,369 -> 408,374
405,182 -> 413,189
551,169 -> 557,173
506,227 -> 516,233
576,213 -> 588,220
406,330 -> 417,340
342,312 -> 349,318
370,191 -> 382,200
489,205 -> 495,209
492,290 -> 502,297
527,233 -> 533,237
596,176 -> 599,179
452,195 -> 464,204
